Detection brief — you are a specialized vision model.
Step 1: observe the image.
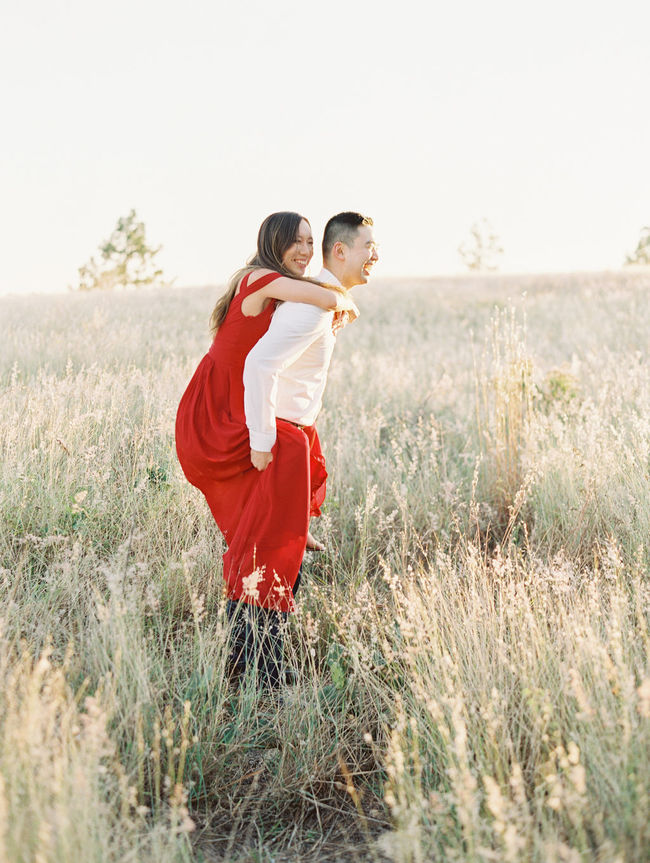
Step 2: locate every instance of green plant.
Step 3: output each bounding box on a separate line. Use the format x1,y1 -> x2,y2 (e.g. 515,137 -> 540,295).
625,225 -> 650,266
76,209 -> 167,291
458,218 -> 504,272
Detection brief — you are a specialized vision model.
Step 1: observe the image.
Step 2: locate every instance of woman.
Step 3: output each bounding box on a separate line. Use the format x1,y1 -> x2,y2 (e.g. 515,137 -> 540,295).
175,212 -> 353,687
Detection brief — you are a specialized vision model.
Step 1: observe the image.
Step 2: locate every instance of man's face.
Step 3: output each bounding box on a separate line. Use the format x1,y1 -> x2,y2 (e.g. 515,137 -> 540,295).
340,225 -> 379,288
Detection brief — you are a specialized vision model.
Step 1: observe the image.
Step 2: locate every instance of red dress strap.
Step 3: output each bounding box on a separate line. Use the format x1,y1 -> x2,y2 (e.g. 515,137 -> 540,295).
237,270 -> 282,299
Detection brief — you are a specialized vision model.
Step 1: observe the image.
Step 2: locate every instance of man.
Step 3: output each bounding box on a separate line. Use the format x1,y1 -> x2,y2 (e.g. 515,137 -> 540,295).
244,211 -> 378,495
229,213 -> 378,685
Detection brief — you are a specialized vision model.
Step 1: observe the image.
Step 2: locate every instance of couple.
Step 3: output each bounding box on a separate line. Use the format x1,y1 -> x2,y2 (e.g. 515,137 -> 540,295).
175,211 -> 378,686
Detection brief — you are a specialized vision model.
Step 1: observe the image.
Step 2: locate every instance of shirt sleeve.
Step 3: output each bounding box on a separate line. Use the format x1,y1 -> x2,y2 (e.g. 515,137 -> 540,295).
243,302 -> 331,451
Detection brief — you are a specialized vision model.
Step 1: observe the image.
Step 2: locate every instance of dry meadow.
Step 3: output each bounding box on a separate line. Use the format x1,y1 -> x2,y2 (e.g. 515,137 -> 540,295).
1,270 -> 649,862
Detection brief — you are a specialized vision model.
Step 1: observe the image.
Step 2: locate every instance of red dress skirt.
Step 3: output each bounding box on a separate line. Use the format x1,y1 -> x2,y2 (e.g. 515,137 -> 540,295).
175,272 -> 327,613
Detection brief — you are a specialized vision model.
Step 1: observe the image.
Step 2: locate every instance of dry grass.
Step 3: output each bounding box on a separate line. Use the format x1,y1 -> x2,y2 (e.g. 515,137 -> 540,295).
1,269 -> 649,862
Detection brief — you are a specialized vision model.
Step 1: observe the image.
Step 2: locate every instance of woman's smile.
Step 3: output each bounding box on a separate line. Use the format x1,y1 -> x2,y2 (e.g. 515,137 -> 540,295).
282,218 -> 314,276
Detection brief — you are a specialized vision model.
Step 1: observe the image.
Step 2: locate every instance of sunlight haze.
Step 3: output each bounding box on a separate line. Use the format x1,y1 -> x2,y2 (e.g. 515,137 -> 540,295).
1,0 -> 649,293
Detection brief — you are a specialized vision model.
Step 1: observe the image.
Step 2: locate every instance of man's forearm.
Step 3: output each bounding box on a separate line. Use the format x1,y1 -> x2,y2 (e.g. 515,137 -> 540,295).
242,303 -> 331,451
243,352 -> 279,451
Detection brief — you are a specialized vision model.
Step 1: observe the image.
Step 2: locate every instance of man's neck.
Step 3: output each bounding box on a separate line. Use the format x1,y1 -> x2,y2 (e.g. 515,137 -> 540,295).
321,261 -> 349,289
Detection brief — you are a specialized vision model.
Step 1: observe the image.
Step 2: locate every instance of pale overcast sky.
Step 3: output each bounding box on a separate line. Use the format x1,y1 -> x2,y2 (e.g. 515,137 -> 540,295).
1,0 -> 649,293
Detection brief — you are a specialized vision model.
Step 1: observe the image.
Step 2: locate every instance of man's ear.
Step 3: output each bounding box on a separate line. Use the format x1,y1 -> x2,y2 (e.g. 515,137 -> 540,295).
332,241 -> 346,261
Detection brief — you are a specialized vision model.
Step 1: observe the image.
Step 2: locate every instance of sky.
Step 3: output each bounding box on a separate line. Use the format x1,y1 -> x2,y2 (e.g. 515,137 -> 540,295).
1,0 -> 649,294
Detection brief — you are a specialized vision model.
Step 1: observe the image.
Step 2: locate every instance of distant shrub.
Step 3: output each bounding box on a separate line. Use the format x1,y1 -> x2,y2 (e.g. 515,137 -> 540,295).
458,218 -> 504,272
75,209 -> 167,291
535,368 -> 580,415
624,225 -> 650,266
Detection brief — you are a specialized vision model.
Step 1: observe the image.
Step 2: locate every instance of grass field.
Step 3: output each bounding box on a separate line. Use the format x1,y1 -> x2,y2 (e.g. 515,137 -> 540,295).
1,269 -> 649,862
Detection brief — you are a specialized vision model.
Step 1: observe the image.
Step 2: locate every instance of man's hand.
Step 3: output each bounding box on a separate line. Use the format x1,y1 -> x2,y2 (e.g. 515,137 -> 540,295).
251,449 -> 273,471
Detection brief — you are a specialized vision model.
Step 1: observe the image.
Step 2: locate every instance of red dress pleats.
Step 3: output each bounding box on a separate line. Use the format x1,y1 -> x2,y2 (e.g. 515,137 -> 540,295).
175,273 -> 327,612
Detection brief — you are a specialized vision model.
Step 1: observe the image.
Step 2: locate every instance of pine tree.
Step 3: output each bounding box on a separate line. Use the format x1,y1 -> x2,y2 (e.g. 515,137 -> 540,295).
76,210 -> 167,291
624,226 -> 650,266
458,219 -> 504,272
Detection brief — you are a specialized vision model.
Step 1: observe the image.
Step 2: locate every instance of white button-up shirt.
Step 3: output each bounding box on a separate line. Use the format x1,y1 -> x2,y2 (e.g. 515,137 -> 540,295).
243,268 -> 339,451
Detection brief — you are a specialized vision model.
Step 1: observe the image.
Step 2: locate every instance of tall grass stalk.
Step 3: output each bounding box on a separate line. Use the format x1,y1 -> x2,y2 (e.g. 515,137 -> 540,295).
1,270 -> 648,860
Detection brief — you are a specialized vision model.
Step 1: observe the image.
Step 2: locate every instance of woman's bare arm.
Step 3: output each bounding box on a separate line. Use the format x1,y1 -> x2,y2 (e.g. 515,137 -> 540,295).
242,269 -> 360,318
275,280 -> 359,321
241,269 -> 334,310
261,274 -> 338,309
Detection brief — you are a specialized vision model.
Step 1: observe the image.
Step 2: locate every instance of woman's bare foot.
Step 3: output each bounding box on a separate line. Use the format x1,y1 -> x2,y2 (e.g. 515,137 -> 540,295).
306,531 -> 325,552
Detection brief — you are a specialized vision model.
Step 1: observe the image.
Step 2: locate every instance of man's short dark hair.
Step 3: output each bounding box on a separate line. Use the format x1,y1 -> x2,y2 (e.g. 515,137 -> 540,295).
322,212 -> 374,258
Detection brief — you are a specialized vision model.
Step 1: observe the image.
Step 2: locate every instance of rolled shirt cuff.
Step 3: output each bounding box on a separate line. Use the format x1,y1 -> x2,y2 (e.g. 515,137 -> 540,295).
248,429 -> 277,452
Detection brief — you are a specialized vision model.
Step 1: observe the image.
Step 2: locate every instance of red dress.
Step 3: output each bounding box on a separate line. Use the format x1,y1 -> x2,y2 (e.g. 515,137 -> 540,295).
175,272 -> 327,613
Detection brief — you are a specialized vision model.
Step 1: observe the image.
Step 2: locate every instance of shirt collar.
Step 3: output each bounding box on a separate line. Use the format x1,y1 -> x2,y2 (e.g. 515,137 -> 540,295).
317,267 -> 343,288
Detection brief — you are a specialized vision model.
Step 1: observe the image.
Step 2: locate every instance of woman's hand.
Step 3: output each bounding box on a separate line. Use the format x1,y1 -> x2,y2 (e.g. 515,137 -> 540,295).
334,293 -> 360,324
331,294 -> 360,334
251,449 -> 273,471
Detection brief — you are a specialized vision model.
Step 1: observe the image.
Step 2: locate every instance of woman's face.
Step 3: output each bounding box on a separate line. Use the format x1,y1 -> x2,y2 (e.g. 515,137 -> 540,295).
281,219 -> 314,277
